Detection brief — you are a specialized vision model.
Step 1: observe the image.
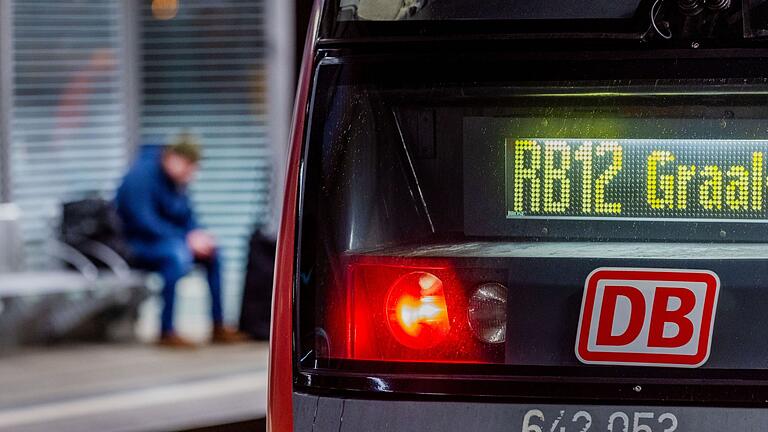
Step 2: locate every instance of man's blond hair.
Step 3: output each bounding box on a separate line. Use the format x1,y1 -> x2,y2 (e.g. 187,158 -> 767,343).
165,133 -> 202,163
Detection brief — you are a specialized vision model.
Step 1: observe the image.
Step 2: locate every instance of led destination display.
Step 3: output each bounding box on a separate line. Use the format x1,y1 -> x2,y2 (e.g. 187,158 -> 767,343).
506,139 -> 768,221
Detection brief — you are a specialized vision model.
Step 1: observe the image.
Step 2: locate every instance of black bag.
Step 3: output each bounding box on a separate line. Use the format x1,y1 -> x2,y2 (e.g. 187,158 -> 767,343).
239,229 -> 276,340
60,198 -> 131,266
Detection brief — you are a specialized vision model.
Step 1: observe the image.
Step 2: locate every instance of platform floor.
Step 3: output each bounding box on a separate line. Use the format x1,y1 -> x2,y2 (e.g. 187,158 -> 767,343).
0,342 -> 268,432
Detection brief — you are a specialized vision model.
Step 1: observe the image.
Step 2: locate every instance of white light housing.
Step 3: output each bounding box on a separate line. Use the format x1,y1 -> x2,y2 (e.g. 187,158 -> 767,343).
467,282 -> 507,344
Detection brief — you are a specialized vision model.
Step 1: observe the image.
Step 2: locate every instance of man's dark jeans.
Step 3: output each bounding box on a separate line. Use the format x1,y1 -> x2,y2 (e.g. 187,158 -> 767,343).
131,238 -> 223,334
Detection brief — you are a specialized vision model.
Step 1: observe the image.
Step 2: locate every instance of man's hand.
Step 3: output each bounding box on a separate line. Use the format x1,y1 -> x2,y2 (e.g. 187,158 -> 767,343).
187,229 -> 216,259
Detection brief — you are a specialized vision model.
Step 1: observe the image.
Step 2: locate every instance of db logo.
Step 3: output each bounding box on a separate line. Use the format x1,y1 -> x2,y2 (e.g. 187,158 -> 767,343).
576,267 -> 720,368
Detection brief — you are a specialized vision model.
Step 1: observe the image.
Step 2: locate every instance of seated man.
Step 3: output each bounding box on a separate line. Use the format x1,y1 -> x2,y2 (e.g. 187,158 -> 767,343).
115,135 -> 246,347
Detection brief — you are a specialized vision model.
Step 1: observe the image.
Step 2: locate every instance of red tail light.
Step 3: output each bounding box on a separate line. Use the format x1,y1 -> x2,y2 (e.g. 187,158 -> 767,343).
386,271 -> 450,349
326,256 -> 502,363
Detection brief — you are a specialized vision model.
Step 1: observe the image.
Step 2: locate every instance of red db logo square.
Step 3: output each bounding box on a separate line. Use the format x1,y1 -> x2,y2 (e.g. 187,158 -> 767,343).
575,268 -> 720,368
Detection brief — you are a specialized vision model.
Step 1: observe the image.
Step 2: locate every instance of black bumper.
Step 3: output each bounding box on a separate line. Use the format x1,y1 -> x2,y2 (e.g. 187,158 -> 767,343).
294,392 -> 768,431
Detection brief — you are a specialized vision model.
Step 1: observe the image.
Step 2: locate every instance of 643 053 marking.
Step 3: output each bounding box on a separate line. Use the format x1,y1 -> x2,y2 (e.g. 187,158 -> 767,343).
521,408 -> 678,432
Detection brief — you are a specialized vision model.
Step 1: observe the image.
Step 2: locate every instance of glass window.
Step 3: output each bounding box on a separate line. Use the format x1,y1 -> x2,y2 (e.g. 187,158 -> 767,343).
337,0 -> 641,21
298,54 -> 768,376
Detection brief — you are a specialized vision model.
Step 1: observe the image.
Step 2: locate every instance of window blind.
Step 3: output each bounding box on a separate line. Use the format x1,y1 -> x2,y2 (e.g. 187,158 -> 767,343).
140,0 -> 270,317
10,0 -> 129,268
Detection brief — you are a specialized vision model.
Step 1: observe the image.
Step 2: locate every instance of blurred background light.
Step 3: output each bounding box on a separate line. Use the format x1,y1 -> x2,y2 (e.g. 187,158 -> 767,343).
152,0 -> 179,20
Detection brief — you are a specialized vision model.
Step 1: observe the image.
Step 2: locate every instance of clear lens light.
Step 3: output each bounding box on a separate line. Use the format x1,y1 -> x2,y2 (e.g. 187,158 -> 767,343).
468,283 -> 507,344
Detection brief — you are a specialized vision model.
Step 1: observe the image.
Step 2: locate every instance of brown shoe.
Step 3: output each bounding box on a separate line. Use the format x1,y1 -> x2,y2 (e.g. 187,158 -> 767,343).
157,332 -> 198,349
211,325 -> 250,344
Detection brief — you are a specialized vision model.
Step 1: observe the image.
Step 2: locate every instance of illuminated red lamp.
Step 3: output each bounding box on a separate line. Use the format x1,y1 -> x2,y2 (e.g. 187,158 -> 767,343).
385,271 -> 450,349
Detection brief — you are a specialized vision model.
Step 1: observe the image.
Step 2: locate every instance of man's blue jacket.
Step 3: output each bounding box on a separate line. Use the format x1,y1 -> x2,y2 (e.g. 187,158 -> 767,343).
115,145 -> 197,247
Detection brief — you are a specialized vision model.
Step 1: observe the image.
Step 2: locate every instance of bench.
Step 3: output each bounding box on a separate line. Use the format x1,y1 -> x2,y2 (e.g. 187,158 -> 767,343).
0,204 -> 149,351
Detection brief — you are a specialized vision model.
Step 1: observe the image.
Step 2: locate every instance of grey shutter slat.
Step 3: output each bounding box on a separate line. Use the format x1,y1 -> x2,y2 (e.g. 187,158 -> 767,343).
10,0 -> 128,268
140,0 -> 269,318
